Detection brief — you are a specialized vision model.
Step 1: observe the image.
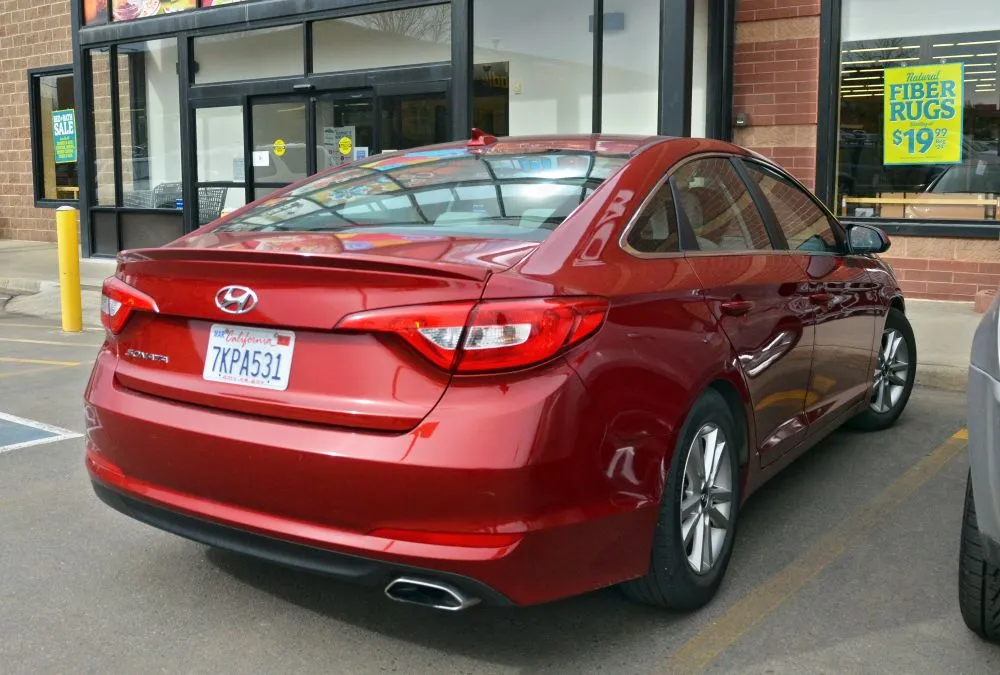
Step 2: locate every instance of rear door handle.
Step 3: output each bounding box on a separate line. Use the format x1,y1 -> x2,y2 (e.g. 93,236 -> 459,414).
720,300 -> 754,317
809,292 -> 834,305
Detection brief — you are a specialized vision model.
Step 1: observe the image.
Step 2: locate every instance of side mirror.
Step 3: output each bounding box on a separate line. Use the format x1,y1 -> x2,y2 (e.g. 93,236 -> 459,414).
848,224 -> 891,254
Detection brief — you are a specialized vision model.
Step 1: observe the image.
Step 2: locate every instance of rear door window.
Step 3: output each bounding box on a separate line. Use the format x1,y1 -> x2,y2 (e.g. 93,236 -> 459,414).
671,158 -> 773,252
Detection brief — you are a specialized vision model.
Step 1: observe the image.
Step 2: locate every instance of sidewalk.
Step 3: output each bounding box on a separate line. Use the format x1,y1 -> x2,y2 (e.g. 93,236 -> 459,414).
0,241 -> 113,329
0,240 -> 981,391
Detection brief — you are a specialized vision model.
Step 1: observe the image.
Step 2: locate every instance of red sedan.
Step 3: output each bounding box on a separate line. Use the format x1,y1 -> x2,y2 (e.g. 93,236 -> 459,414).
85,133 -> 915,611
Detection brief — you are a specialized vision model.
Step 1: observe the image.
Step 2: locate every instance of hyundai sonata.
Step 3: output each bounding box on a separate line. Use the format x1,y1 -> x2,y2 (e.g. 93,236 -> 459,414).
85,132 -> 915,611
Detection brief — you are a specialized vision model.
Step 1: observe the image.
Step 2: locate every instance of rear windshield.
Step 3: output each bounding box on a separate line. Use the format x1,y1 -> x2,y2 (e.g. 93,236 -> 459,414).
215,148 -> 629,241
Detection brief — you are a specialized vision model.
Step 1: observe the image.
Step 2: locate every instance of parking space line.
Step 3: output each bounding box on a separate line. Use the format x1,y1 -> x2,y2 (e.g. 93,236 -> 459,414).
0,357 -> 82,367
662,429 -> 968,674
0,337 -> 102,348
0,365 -> 75,380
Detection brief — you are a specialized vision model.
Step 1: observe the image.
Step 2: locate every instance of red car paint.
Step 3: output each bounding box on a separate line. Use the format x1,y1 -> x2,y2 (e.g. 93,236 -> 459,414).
84,135 -> 901,606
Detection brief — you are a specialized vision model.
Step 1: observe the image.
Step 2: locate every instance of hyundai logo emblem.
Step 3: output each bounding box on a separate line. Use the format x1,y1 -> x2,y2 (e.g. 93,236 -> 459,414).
215,285 -> 259,315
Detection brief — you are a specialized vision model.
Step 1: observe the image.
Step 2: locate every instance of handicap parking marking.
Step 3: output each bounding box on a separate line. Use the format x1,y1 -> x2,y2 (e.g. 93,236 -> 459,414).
0,411 -> 82,455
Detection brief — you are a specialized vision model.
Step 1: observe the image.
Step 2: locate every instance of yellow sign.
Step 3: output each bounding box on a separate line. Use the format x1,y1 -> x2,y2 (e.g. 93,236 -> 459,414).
338,136 -> 353,156
883,64 -> 963,166
273,139 -> 286,157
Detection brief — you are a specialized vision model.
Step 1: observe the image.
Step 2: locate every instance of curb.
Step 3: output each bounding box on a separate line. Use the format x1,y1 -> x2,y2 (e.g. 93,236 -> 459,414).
915,364 -> 968,393
0,277 -> 104,294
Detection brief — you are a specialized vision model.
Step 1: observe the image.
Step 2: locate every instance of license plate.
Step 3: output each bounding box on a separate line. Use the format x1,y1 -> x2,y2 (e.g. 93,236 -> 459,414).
203,324 -> 296,391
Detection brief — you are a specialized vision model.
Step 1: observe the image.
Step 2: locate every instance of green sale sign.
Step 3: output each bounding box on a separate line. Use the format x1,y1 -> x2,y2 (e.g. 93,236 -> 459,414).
51,109 -> 78,164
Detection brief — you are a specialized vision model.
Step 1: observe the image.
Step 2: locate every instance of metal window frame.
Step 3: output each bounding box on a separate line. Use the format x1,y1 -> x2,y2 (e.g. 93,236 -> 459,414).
815,0 -> 842,208
72,0 -> 735,257
27,64 -> 78,209
658,0 -> 695,136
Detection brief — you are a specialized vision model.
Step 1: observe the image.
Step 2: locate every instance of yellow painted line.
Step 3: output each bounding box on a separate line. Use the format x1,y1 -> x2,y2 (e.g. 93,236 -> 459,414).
663,428 -> 968,674
0,337 -> 102,348
0,357 -> 82,367
0,365 -> 74,380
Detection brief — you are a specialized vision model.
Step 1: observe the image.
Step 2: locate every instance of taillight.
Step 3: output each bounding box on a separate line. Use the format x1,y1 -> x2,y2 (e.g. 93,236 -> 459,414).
101,276 -> 159,335
336,297 -> 609,373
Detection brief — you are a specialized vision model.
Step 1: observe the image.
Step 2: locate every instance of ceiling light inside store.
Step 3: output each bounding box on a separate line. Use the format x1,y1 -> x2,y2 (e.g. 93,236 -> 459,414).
958,39 -> 1000,46
844,76 -> 881,81
879,57 -> 920,63
937,54 -> 975,59
843,60 -> 876,65
845,45 -> 919,53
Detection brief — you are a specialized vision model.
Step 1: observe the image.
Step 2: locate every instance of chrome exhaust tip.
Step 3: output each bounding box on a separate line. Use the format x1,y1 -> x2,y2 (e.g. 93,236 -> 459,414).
384,576 -> 480,611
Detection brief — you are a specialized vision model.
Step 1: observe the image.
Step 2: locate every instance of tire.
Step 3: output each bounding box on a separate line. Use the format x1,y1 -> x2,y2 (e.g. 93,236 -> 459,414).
847,307 -> 916,432
959,471 -> 1000,642
619,389 -> 741,610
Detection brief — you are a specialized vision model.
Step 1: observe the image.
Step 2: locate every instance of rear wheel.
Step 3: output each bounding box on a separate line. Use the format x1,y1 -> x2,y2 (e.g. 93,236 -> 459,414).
619,389 -> 741,610
958,472 -> 1000,642
848,308 -> 915,431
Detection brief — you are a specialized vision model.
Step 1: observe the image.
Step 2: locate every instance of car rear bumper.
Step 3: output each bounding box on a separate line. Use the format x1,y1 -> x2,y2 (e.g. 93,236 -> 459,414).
84,349 -> 659,606
90,479 -> 514,606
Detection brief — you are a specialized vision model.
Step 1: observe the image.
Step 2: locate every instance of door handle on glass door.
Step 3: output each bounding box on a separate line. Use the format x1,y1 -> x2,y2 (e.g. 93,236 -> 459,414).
720,300 -> 754,317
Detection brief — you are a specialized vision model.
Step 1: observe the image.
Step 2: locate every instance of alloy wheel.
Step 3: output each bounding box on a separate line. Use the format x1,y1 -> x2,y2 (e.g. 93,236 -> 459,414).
870,327 -> 910,414
680,423 -> 734,575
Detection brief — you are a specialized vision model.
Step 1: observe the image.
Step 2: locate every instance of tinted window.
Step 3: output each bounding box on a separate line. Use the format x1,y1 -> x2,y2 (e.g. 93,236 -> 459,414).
215,149 -> 628,242
745,162 -> 841,253
625,180 -> 679,254
672,158 -> 772,252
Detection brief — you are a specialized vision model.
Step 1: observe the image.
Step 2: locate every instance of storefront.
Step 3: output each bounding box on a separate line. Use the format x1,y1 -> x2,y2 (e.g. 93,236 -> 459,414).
817,0 -> 1000,300
48,0 -> 735,257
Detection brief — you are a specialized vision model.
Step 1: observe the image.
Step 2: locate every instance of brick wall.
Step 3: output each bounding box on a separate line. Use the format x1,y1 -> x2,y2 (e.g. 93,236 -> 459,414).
882,237 -> 1000,302
0,0 -> 73,242
732,0 -> 820,189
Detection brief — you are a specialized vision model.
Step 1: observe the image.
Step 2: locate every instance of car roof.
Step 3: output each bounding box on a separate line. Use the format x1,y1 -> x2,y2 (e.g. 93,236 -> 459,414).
379,134 -> 749,159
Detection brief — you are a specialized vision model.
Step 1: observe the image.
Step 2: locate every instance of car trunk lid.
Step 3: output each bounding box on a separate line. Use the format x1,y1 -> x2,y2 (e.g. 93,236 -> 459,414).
110,234 -> 538,432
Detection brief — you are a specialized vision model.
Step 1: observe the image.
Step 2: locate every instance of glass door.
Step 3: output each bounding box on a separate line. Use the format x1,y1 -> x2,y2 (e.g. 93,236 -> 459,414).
378,88 -> 449,153
315,91 -> 375,167
250,97 -> 310,201
247,84 -> 448,200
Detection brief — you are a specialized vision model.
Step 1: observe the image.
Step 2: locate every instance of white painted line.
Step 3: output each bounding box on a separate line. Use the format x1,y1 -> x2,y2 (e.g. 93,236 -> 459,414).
0,411 -> 82,455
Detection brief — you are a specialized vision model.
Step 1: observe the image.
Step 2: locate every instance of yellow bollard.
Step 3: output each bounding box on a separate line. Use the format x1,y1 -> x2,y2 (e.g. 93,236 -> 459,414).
56,206 -> 83,333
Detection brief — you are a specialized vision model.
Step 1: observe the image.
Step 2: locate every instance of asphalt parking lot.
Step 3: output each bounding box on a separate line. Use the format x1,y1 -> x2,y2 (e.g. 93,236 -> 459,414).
1,313 -> 998,674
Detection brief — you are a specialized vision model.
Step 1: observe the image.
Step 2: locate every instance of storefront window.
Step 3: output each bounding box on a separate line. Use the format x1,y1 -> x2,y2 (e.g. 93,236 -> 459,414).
194,26 -> 304,84
31,69 -> 78,202
118,39 -> 183,209
312,6 -> 451,74
196,106 -> 246,218
601,1 -> 659,135
838,0 -> 1000,222
473,0 -> 593,136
